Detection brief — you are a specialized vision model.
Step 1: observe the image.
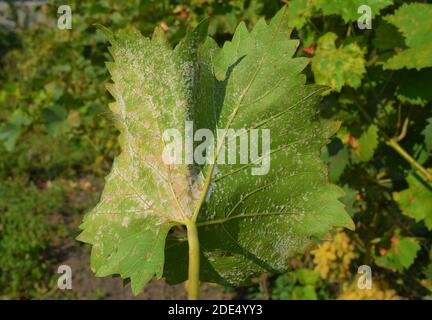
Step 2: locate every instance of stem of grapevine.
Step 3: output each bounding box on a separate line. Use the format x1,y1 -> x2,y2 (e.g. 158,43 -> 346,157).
350,93 -> 431,182
185,220 -> 200,300
386,138 -> 432,182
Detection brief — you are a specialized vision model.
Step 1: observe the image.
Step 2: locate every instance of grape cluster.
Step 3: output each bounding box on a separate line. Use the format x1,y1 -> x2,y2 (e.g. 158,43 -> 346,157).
311,230 -> 357,281
338,280 -> 399,300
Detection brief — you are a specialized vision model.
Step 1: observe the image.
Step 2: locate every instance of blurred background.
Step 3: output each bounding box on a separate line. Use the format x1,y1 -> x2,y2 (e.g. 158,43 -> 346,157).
0,0 -> 431,300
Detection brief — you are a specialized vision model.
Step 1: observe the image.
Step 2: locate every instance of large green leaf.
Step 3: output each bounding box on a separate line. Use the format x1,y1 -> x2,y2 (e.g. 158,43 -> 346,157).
383,3 -> 432,70
165,9 -> 353,286
77,21 -> 212,295
78,7 -> 353,294
312,32 -> 366,92
315,0 -> 393,23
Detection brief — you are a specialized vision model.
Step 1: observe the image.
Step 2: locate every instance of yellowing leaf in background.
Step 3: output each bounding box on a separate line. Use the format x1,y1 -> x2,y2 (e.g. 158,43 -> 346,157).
312,32 -> 366,92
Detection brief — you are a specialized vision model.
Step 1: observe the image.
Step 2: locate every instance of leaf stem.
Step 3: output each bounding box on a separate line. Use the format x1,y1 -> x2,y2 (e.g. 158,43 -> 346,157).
386,138 -> 432,182
349,91 -> 431,182
185,220 -> 200,300
395,117 -> 409,142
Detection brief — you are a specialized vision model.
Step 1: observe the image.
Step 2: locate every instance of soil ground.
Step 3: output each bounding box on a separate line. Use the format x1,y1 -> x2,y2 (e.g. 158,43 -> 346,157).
55,245 -> 231,300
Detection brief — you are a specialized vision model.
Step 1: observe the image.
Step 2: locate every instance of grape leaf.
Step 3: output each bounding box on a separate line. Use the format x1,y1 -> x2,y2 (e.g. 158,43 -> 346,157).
351,125 -> 379,164
340,185 -> 361,217
315,0 -> 393,23
393,172 -> 432,230
376,237 -> 421,273
78,7 -> 353,294
394,69 -> 432,107
0,110 -> 31,152
165,9 -> 353,286
321,138 -> 349,182
383,3 -> 432,70
77,21 -> 212,295
287,0 -> 316,29
312,32 -> 366,92
372,20 -> 405,52
41,105 -> 69,136
296,268 -> 320,286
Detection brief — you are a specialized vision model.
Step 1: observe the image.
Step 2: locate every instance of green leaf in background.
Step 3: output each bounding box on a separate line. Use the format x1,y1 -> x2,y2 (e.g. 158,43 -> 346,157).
291,285 -> 318,300
376,237 -> 421,273
44,82 -> 65,102
393,172 -> 432,230
422,118 -> 432,153
351,124 -> 379,164
286,0 -> 315,29
394,69 -> 432,107
296,268 -> 320,285
372,20 -> 405,52
40,106 -> 69,136
291,268 -> 319,299
273,268 -> 320,300
424,262 -> 432,280
315,0 -> 393,23
412,143 -> 430,166
312,32 -> 366,92
0,110 -> 31,151
321,139 -> 349,182
341,185 -> 361,217
383,3 -> 432,70
78,7 -> 353,294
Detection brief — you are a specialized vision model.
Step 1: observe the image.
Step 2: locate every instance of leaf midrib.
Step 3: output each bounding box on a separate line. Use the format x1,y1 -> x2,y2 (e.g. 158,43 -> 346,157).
191,11 -> 292,224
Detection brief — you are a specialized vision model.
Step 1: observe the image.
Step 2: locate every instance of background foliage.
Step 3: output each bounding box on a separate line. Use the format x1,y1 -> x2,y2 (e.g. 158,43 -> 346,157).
0,0 -> 431,299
